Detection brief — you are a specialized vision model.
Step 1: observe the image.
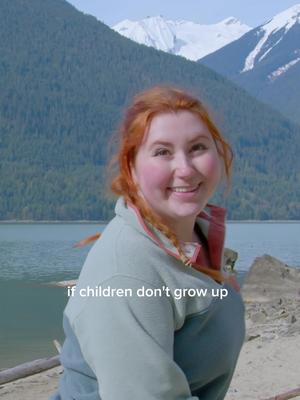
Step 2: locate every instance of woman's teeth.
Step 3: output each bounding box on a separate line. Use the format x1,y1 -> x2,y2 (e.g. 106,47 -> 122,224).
169,185 -> 199,193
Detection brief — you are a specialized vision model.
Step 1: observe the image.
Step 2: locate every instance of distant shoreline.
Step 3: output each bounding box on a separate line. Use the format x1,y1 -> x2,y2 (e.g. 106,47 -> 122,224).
0,220 -> 299,224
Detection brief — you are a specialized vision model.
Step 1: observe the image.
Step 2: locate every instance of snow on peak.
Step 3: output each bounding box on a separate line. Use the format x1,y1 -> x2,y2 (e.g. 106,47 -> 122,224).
113,16 -> 175,52
112,16 -> 251,61
242,4 -> 300,73
222,17 -> 239,25
262,3 -> 300,34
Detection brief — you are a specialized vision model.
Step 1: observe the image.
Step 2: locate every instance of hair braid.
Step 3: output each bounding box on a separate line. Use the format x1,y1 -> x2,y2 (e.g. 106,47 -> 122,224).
128,190 -> 190,265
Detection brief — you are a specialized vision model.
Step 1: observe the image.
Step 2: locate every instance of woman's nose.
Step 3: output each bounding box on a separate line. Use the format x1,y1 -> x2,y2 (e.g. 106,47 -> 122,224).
173,153 -> 196,176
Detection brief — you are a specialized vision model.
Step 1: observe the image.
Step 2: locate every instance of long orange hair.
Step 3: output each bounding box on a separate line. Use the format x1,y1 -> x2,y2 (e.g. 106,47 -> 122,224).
76,86 -> 233,284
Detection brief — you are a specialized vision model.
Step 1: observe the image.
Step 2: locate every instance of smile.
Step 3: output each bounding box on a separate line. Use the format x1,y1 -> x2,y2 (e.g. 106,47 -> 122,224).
168,183 -> 201,193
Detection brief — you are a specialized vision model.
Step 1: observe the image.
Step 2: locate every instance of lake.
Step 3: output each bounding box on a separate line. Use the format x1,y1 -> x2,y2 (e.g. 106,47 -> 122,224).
0,222 -> 299,369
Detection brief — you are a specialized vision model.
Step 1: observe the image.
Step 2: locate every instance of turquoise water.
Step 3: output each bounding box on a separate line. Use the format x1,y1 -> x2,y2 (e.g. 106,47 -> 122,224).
0,222 -> 299,368
0,223 -> 105,368
0,280 -> 67,368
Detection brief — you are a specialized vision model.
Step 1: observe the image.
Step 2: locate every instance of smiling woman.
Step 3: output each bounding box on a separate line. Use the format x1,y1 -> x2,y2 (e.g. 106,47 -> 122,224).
131,110 -> 222,243
50,85 -> 245,400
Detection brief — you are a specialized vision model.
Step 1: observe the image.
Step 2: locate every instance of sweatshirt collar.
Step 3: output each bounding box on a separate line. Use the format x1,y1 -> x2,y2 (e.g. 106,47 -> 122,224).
115,196 -> 226,270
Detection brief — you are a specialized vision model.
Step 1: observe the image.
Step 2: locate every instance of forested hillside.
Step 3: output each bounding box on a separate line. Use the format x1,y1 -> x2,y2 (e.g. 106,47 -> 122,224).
0,0 -> 299,219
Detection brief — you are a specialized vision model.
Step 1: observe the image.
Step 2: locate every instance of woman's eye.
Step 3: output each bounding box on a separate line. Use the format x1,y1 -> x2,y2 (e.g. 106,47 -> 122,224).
153,144 -> 207,157
192,143 -> 207,151
153,148 -> 170,156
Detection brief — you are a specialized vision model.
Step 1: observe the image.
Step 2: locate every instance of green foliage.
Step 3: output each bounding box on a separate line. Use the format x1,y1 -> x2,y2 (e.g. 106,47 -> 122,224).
0,0 -> 300,220
0,162 -> 115,220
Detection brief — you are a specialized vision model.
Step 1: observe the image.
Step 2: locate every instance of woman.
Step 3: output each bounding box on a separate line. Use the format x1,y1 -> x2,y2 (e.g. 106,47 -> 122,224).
50,86 -> 245,400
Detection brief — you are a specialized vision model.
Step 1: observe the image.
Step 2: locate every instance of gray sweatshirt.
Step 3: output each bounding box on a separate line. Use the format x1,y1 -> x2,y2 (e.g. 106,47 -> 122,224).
50,196 -> 245,400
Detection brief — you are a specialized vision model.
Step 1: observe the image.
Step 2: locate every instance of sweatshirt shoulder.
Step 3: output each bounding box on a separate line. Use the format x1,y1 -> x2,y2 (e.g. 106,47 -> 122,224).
77,215 -> 167,288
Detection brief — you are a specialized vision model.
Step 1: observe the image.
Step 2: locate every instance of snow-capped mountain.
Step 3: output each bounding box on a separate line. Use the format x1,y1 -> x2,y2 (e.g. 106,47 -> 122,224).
200,4 -> 300,124
241,4 -> 300,74
112,16 -> 251,61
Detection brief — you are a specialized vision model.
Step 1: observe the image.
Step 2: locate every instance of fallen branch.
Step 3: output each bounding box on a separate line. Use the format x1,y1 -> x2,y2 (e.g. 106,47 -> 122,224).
263,386 -> 300,400
0,355 -> 60,385
53,339 -> 62,354
48,279 -> 77,287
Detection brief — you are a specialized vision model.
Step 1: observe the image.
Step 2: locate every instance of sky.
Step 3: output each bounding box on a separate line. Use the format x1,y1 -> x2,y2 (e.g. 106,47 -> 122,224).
67,0 -> 300,27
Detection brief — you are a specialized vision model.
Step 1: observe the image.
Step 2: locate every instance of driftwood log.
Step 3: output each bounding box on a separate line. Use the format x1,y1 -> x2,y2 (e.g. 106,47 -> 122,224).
0,355 -> 60,385
262,386 -> 300,399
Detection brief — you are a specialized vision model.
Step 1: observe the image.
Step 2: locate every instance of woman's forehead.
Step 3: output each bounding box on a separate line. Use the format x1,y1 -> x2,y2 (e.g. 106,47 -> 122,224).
141,111 -> 211,146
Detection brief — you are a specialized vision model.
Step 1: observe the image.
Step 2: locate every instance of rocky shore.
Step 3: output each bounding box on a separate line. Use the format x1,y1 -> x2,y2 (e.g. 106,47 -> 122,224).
0,254 -> 299,400
226,255 -> 300,400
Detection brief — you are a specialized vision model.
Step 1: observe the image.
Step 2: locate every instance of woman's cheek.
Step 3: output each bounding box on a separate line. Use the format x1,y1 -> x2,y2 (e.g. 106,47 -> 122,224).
200,153 -> 222,179
139,162 -> 170,192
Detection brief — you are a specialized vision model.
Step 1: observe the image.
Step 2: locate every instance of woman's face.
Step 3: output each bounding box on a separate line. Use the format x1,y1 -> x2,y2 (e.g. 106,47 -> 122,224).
131,110 -> 222,228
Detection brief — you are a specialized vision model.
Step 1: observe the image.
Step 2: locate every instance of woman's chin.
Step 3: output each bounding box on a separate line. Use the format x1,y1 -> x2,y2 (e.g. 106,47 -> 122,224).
167,203 -> 202,219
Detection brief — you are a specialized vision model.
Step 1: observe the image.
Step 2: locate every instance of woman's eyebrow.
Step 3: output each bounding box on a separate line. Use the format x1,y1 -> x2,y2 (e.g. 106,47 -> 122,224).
150,134 -> 210,148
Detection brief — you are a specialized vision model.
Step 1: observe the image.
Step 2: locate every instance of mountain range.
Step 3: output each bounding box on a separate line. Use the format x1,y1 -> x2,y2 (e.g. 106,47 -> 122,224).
114,6 -> 300,124
113,16 -> 251,61
0,0 -> 299,220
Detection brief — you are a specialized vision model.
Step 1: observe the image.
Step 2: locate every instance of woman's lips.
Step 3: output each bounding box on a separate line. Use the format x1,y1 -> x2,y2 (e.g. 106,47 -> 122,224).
167,183 -> 201,197
168,183 -> 201,192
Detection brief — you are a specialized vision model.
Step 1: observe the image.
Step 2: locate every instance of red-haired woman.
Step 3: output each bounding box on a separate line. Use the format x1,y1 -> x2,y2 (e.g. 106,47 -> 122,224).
50,86 -> 245,400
